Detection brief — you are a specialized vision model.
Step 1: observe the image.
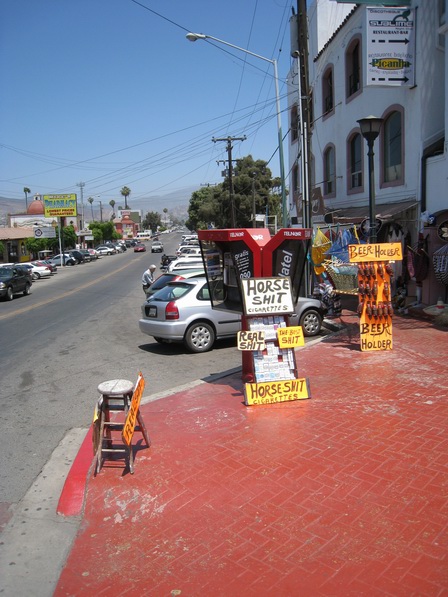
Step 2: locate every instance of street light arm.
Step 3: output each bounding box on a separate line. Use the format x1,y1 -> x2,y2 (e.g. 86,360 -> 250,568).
186,32 -> 275,66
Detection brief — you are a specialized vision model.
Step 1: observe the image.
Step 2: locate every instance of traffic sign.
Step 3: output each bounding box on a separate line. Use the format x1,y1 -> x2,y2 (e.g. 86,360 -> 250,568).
34,227 -> 56,239
366,7 -> 415,87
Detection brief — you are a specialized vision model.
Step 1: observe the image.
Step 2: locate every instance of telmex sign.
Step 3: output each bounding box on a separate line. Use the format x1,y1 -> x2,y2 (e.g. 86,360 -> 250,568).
43,194 -> 77,217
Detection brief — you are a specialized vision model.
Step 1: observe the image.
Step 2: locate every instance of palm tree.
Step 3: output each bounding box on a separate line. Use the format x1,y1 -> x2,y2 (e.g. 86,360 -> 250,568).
24,187 -> 31,210
120,186 -> 131,209
88,197 -> 94,220
109,199 -> 116,220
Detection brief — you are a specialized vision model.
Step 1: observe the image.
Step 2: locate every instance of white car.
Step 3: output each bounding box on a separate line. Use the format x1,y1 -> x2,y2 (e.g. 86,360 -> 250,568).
49,254 -> 76,266
20,262 -> 52,279
95,245 -> 115,255
168,258 -> 204,273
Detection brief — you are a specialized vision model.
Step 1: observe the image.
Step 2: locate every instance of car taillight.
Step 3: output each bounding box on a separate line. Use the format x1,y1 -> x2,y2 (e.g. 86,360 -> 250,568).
165,301 -> 179,320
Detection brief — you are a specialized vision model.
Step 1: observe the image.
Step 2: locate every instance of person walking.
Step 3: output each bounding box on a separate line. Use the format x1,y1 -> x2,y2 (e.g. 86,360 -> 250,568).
142,264 -> 156,295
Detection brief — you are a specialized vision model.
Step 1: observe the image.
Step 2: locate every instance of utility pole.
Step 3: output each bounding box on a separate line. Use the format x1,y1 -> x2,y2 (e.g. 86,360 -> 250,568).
76,182 -> 86,247
296,0 -> 312,233
213,136 -> 246,228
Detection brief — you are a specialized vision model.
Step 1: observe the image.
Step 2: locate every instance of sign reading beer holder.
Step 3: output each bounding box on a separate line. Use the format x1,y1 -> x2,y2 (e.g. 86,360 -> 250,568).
349,243 -> 403,352
240,276 -> 310,405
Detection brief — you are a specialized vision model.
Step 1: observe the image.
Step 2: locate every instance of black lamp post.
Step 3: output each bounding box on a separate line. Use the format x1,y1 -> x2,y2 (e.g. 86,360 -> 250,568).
357,115 -> 384,243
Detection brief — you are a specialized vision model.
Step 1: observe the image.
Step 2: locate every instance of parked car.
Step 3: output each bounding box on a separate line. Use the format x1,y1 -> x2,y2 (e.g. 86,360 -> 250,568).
69,249 -> 86,264
139,277 -> 241,353
0,265 -> 32,300
134,243 -> 146,253
87,248 -> 100,260
32,260 -> 57,274
145,270 -> 205,298
78,249 -> 92,262
151,241 -> 164,253
19,262 -> 52,280
95,245 -> 115,256
168,258 -> 204,273
176,246 -> 202,258
50,253 -> 76,266
289,296 -> 327,337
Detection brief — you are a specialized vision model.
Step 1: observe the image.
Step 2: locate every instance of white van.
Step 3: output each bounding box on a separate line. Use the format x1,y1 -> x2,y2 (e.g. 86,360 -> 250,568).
136,231 -> 152,241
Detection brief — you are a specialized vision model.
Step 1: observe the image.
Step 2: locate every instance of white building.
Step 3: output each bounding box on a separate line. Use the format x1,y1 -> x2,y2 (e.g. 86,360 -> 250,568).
288,0 -> 448,305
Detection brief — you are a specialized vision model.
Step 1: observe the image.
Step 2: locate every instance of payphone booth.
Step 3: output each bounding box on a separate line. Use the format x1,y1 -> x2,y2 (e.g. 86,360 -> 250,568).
198,228 -> 312,381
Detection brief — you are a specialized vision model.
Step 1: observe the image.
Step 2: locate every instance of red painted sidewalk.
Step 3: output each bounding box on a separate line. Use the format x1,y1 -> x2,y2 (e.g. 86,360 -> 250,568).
55,313 -> 448,596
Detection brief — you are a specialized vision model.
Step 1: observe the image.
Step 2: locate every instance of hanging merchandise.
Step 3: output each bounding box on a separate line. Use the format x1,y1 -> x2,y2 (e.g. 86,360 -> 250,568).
311,228 -> 331,275
433,245 -> 448,286
326,228 -> 364,263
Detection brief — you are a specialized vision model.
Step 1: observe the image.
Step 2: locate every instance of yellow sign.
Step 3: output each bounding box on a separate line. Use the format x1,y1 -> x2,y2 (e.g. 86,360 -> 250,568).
43,194 -> 77,218
277,326 -> 305,348
237,330 -> 265,351
122,373 -> 145,445
244,378 -> 310,405
348,243 -> 402,262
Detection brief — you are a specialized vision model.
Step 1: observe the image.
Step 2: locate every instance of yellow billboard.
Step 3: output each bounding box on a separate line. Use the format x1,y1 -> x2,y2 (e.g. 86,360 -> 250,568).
43,194 -> 77,218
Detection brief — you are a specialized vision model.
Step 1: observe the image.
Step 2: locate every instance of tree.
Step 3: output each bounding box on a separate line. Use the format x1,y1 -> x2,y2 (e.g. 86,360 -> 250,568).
24,187 -> 31,210
225,155 -> 281,228
185,185 -> 222,230
143,211 -> 161,232
109,200 -> 116,220
120,186 -> 131,209
88,197 -> 95,220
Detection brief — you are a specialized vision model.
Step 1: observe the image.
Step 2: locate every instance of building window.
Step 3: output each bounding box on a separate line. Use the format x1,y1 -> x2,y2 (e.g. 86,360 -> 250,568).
382,109 -> 403,185
349,133 -> 363,190
290,104 -> 298,143
324,145 -> 336,197
346,37 -> 361,99
322,66 -> 334,116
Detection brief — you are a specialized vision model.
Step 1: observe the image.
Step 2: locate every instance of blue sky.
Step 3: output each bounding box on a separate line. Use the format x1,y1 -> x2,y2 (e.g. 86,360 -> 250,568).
1,0 -> 295,209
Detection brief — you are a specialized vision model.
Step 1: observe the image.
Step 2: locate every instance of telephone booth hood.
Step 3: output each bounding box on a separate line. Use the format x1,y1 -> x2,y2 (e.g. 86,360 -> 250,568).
198,228 -> 311,314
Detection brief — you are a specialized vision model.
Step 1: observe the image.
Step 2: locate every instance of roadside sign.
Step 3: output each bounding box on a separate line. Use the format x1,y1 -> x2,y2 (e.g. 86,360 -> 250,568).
43,193 -> 77,218
366,7 -> 415,87
34,227 -> 56,239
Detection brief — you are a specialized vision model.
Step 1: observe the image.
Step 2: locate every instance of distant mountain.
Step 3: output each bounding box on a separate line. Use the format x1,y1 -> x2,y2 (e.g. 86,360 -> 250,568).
0,186 -> 195,225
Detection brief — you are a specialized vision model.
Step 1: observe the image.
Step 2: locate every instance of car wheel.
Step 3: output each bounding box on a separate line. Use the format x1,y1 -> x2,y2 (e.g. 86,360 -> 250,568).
299,309 -> 322,337
6,286 -> 14,301
33,272 -> 40,280
184,322 -> 215,353
23,283 -> 31,296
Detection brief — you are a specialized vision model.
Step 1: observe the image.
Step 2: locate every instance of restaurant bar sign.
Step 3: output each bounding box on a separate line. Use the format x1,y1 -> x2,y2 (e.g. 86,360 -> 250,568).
43,194 -> 77,218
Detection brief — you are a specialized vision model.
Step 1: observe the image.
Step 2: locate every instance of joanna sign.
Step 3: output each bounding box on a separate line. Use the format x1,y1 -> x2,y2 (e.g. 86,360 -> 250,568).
241,277 -> 294,316
43,194 -> 77,218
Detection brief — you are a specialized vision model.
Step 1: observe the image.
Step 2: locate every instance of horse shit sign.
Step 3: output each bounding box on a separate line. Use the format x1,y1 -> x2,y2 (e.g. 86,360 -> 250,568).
240,277 -> 310,405
349,243 -> 403,351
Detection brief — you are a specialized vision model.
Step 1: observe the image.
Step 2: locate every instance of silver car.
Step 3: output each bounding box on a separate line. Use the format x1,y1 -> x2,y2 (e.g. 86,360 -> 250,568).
139,278 -> 241,353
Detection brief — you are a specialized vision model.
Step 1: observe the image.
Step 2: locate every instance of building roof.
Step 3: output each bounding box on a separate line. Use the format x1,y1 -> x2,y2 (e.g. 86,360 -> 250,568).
0,227 -> 36,240
27,198 -> 45,215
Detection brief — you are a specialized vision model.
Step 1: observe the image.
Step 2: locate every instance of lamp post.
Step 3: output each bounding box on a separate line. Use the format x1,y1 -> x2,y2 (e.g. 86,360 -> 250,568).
357,115 -> 384,243
186,32 -> 288,229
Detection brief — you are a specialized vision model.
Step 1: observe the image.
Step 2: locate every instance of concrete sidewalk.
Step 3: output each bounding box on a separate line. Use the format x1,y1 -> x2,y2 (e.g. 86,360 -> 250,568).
32,312 -> 448,595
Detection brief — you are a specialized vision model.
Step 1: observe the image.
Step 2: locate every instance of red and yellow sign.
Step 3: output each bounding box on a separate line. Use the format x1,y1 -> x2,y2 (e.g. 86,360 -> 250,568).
277,326 -> 305,348
244,377 -> 310,405
348,242 -> 402,263
122,373 -> 145,445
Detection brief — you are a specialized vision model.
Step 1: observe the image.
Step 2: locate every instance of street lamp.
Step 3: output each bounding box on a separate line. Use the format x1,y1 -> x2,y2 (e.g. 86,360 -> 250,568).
186,32 -> 288,228
357,115 -> 384,243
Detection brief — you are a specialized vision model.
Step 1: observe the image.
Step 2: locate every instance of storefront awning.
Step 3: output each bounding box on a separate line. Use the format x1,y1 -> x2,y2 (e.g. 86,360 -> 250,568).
325,199 -> 418,224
